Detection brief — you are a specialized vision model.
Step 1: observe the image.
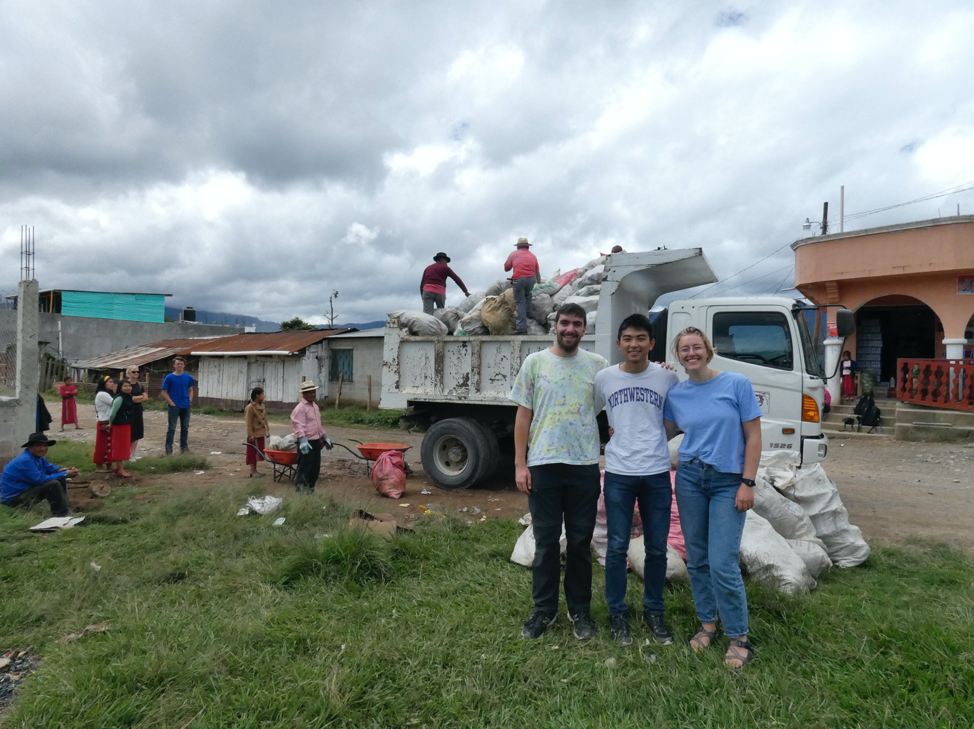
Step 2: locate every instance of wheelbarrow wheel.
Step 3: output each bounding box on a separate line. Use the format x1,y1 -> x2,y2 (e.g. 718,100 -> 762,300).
421,418 -> 490,490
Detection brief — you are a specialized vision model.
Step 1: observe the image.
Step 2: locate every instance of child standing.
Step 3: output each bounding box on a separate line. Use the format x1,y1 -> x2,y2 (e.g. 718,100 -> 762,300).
840,350 -> 858,401
245,387 -> 270,477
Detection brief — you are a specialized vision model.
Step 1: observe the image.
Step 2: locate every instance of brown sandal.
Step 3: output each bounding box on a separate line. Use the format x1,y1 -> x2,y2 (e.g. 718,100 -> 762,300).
689,624 -> 716,652
724,638 -> 754,668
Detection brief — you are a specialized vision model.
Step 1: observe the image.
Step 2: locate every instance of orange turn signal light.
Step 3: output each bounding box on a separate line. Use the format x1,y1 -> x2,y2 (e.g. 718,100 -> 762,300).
801,394 -> 820,423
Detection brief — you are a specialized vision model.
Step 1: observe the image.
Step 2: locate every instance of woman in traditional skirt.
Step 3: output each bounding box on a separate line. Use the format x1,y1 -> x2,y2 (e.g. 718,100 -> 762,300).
245,387 -> 270,477
108,380 -> 135,478
92,376 -> 116,473
58,376 -> 82,430
122,366 -> 148,460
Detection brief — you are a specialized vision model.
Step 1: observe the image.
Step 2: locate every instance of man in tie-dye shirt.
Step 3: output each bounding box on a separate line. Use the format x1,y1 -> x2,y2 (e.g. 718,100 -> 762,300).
510,303 -> 608,641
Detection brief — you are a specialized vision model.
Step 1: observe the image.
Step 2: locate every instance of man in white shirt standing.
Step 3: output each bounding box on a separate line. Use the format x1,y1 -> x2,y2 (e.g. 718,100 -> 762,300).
594,313 -> 678,646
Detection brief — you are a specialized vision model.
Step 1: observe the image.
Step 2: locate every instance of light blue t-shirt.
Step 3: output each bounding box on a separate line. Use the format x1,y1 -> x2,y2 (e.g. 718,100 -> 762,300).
663,371 -> 761,474
510,348 -> 608,467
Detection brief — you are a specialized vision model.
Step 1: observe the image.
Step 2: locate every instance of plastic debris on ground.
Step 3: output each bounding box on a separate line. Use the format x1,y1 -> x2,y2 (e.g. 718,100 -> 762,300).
272,517 -> 286,527
238,495 -> 283,516
421,488 -> 431,495
30,516 -> 85,532
58,622 -> 110,643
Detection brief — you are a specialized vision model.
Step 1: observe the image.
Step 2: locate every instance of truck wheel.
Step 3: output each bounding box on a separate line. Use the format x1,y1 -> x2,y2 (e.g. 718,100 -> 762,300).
421,418 -> 490,490
472,420 -> 500,483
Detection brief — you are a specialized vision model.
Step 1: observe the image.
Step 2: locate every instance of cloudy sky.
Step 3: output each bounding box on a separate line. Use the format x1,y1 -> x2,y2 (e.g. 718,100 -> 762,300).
2,1 -> 973,326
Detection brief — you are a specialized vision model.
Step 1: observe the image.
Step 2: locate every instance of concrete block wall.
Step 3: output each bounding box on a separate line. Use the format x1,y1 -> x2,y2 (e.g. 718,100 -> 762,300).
323,338 -> 384,407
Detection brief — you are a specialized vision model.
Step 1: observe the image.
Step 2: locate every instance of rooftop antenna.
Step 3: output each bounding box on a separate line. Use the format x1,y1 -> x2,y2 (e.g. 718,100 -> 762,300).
21,225 -> 35,280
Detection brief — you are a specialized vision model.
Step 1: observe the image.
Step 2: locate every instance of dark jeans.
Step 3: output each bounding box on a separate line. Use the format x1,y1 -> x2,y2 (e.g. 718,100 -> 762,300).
528,463 -> 601,616
603,471 -> 672,616
295,439 -> 322,492
512,275 -> 536,332
5,477 -> 70,517
166,405 -> 191,453
421,291 -> 445,315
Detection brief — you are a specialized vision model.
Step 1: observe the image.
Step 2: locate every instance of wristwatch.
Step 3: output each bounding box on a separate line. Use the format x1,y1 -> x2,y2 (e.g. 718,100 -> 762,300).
741,478 -> 756,487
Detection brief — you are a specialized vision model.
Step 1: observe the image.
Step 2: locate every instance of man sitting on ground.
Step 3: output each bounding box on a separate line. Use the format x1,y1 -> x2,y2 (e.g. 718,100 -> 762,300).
1,433 -> 78,517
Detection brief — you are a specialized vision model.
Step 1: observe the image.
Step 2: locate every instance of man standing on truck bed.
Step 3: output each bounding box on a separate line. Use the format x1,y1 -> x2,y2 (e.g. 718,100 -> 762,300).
504,237 -> 540,334
420,252 -> 470,315
593,313 -> 678,647
510,302 -> 608,640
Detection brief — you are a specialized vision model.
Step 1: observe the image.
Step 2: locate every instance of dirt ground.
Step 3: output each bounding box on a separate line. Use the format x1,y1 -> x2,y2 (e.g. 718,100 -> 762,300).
53,411 -> 974,554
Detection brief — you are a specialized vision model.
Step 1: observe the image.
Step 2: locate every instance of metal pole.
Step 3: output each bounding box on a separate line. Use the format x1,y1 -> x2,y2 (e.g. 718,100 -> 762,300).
821,202 -> 829,235
840,186 -> 844,233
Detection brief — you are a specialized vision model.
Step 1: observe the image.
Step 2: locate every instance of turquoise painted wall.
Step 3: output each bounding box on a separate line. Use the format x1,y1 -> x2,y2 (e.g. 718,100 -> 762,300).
60,291 -> 165,323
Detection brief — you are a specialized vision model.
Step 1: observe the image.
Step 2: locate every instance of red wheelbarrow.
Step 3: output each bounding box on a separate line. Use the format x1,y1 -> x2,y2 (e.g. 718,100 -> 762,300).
242,442 -> 298,482
332,439 -> 412,476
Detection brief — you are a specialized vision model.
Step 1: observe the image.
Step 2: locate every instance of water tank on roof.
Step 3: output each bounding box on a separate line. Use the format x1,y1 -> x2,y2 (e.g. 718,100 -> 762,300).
182,307 -> 196,322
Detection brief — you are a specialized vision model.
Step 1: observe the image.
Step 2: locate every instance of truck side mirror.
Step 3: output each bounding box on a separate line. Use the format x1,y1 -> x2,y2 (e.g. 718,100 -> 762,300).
835,309 -> 854,337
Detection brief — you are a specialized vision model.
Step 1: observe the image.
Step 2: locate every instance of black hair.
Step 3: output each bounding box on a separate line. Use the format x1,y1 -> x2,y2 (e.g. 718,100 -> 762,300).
555,303 -> 587,326
95,375 -> 114,394
617,313 -> 653,341
250,387 -> 264,401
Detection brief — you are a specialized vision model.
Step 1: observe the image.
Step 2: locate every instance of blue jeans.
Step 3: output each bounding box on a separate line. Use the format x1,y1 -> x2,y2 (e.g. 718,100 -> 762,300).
528,463 -> 601,616
166,405 -> 191,453
603,471 -> 672,616
511,275 -> 536,332
675,458 -> 748,637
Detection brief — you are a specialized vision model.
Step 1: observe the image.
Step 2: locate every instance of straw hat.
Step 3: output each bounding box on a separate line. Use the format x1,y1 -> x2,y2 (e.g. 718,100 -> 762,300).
299,380 -> 318,393
515,237 -> 531,247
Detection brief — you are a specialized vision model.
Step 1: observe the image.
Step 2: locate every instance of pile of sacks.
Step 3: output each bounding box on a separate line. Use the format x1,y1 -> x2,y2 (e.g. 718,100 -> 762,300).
390,254 -> 609,337
511,448 -> 870,595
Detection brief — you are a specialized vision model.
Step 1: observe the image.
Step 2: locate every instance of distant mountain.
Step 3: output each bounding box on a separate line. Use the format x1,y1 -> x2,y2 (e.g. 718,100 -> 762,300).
336,320 -> 385,330
164,308 -> 386,332
165,307 -> 280,332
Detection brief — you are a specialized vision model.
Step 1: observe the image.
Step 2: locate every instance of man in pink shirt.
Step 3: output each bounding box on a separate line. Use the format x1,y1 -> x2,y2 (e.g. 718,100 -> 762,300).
504,237 -> 540,334
420,252 -> 470,315
290,380 -> 333,492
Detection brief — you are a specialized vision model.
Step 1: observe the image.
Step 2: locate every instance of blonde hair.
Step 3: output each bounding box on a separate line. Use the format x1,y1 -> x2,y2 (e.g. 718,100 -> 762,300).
672,326 -> 714,364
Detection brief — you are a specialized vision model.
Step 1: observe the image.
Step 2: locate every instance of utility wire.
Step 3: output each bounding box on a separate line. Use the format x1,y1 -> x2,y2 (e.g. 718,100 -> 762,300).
689,243 -> 794,298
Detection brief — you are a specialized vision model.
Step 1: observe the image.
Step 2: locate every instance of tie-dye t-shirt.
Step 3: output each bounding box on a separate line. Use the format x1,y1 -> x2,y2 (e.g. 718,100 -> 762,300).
509,348 -> 609,467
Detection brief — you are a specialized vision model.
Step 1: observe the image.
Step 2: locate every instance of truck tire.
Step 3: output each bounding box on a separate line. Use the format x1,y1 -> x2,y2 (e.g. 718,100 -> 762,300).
472,420 -> 500,483
421,418 -> 490,490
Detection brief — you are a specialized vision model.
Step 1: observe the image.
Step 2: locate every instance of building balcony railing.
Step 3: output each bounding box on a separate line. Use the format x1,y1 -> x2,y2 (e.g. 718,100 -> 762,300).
897,358 -> 974,412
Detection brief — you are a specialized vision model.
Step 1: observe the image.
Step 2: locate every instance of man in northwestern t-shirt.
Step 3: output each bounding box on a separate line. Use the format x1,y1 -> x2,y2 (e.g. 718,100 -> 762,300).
593,314 -> 678,647
161,356 -> 196,455
510,303 -> 608,641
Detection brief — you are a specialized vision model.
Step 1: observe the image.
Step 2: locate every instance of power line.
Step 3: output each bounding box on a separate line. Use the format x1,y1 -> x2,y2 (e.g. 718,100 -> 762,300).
827,179 -> 974,228
689,242 -> 794,298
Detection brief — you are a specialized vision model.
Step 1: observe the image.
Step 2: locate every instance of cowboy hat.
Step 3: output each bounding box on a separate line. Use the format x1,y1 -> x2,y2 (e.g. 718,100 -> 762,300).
433,252 -> 451,262
22,432 -> 57,448
299,380 -> 318,392
514,237 -> 531,247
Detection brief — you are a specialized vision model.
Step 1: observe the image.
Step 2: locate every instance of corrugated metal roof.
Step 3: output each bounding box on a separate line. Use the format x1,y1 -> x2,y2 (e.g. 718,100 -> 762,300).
190,329 -> 356,355
71,337 -> 229,370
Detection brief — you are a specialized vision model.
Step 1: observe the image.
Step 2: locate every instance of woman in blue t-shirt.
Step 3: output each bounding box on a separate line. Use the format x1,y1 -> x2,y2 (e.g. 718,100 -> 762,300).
663,326 -> 762,669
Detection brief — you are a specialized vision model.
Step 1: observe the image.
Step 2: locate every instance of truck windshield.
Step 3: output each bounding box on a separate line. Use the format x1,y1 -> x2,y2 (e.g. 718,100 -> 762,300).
793,308 -> 825,379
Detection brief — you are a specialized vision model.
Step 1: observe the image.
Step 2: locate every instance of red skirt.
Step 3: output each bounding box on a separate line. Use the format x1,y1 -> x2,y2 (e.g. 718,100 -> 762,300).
110,423 -> 132,462
841,373 -> 855,397
61,397 -> 78,425
93,422 -> 111,464
246,436 -> 266,465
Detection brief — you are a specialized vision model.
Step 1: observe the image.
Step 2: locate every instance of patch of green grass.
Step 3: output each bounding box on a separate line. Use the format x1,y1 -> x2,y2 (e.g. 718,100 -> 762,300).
0,484 -> 972,728
127,453 -> 210,473
319,405 -> 405,429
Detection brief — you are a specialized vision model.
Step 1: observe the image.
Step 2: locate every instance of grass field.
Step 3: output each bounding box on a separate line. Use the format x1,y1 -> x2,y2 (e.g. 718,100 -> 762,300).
1,478 -> 972,728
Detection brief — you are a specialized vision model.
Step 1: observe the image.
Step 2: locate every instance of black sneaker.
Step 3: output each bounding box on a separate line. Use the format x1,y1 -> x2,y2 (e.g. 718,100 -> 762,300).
643,612 -> 674,645
608,614 -> 632,646
521,610 -> 556,639
569,611 -> 596,641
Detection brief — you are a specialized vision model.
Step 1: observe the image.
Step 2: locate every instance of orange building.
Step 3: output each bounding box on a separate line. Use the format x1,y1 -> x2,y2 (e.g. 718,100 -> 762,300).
792,216 -> 974,407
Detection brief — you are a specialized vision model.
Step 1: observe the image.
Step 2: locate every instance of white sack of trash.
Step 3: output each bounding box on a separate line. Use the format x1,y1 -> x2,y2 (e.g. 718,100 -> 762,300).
509,450 -> 869,594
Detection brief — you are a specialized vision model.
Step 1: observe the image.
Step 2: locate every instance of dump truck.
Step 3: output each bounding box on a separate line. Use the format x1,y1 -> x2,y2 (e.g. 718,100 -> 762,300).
380,248 -> 852,489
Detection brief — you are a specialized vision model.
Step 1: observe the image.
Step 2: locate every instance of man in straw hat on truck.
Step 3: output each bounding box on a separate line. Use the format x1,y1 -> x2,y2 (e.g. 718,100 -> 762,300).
504,237 -> 540,335
290,381 -> 333,492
